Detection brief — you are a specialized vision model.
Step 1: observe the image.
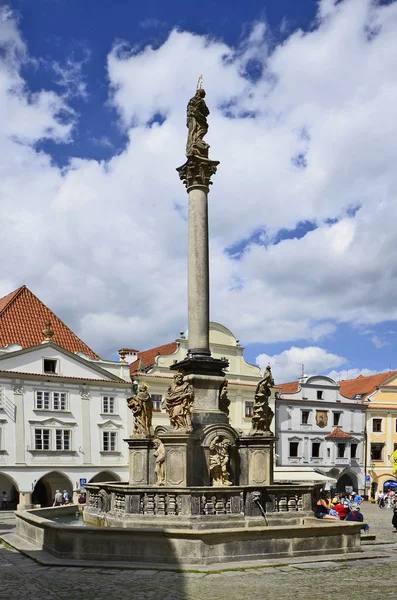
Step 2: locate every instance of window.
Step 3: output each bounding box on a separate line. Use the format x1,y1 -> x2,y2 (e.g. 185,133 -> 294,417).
395,419 -> 397,434
371,443 -> 384,460
103,431 -> 117,452
53,392 -> 67,411
372,418 -> 382,433
301,410 -> 310,425
289,442 -> 299,457
245,402 -> 254,418
34,429 -> 50,450
55,429 -> 71,450
151,394 -> 162,412
337,443 -> 346,458
102,396 -> 116,414
333,412 -> 342,426
35,391 -> 67,411
312,442 -> 321,458
394,443 -> 397,453
327,448 -> 331,458
317,390 -> 323,400
43,359 -> 57,374
351,443 -> 358,458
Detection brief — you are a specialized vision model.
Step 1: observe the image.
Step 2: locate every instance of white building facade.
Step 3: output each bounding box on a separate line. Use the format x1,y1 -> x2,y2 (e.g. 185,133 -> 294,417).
0,341 -> 133,508
276,375 -> 366,494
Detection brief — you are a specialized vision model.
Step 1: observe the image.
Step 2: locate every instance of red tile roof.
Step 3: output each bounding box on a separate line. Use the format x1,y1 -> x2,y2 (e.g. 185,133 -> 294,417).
325,427 -> 352,439
0,285 -> 99,359
130,341 -> 178,376
277,380 -> 299,394
339,370 -> 397,401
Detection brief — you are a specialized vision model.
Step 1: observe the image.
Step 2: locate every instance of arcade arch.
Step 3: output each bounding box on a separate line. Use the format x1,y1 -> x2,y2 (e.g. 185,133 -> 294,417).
0,473 -> 19,508
89,471 -> 121,483
32,471 -> 73,507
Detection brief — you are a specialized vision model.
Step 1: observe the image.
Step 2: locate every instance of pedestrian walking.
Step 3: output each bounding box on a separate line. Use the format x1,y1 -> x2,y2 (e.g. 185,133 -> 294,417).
1,491 -> 9,510
53,489 -> 63,506
63,489 -> 71,504
378,491 -> 385,508
392,503 -> 397,532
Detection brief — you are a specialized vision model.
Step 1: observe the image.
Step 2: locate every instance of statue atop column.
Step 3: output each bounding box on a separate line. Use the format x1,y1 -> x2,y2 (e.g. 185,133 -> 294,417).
177,76 -> 219,190
250,366 -> 275,435
186,76 -> 210,159
127,383 -> 154,437
209,435 -> 233,486
163,372 -> 194,433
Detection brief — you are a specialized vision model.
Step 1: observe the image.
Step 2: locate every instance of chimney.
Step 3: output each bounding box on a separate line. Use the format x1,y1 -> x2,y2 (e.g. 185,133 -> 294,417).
118,348 -> 139,365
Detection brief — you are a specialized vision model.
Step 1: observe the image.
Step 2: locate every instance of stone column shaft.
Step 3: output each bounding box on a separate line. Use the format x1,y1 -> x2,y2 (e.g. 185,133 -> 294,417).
188,186 -> 210,356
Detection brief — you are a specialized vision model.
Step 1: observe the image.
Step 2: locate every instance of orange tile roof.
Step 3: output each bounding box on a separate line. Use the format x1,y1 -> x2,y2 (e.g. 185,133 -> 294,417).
339,371 -> 397,401
277,380 -> 299,394
130,341 -> 178,376
0,285 -> 99,359
325,427 -> 352,439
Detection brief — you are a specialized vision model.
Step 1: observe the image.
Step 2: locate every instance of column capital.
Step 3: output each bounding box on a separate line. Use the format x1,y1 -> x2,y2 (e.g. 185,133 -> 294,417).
176,156 -> 219,191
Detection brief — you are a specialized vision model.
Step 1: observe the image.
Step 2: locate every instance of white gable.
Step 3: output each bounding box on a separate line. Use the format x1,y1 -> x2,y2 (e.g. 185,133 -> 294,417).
0,344 -> 116,381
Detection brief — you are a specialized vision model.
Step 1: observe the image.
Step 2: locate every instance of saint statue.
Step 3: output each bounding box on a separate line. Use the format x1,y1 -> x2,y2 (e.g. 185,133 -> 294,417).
127,383 -> 154,437
153,438 -> 165,486
250,365 -> 275,435
209,436 -> 233,486
186,77 -> 210,159
163,372 -> 194,432
219,380 -> 230,416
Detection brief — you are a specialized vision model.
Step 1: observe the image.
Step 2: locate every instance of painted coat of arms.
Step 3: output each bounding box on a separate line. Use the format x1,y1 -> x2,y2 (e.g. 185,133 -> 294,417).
316,410 -> 328,428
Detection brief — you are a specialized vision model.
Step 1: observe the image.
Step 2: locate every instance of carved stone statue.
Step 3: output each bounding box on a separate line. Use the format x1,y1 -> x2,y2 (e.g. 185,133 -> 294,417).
153,438 -> 165,486
186,83 -> 210,159
209,436 -> 233,486
163,372 -> 194,433
250,365 -> 275,435
127,383 -> 153,437
219,380 -> 230,416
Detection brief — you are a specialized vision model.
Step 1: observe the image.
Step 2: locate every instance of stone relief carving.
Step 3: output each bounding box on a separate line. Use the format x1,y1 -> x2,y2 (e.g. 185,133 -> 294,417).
163,372 -> 194,433
79,388 -> 91,400
127,383 -> 154,437
12,384 -> 24,394
218,380 -> 230,416
153,438 -> 165,486
209,435 -> 233,486
250,365 -> 275,435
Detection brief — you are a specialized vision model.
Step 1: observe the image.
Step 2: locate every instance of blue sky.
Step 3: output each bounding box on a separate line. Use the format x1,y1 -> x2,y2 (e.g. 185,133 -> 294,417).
1,0 -> 397,382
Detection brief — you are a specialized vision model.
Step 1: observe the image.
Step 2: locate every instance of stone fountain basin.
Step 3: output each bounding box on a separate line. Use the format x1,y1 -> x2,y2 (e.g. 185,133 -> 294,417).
9,505 -> 363,567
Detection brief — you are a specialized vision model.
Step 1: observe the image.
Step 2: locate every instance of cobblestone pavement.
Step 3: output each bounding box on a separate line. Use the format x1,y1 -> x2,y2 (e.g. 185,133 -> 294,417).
0,502 -> 396,600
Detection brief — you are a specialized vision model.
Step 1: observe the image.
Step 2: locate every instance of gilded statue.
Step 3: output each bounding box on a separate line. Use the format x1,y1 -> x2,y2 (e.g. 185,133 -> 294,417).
163,372 -> 194,433
186,77 -> 210,159
153,438 -> 165,486
219,380 -> 230,416
127,383 -> 153,437
209,436 -> 233,486
250,365 -> 275,435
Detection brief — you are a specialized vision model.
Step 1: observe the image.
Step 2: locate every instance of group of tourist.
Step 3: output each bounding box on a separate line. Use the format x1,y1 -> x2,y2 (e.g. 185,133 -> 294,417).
376,489 -> 397,509
315,491 -> 368,531
52,489 -> 71,506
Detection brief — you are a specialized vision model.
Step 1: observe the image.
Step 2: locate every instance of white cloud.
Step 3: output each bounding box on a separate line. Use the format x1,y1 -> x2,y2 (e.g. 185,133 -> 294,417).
256,346 -> 346,383
327,367 -> 386,382
2,1 -> 397,357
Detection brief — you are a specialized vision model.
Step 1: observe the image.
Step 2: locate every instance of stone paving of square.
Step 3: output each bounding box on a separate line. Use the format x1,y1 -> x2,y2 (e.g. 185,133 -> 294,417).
0,502 -> 396,600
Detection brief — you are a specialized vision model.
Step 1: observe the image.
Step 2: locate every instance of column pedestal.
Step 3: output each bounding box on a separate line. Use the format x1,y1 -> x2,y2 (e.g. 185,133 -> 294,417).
160,433 -> 198,487
17,491 -> 33,511
238,435 -> 277,486
125,437 -> 152,486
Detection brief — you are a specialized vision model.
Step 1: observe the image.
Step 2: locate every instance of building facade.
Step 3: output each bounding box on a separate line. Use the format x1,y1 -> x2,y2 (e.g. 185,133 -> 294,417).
340,371 -> 397,498
277,375 -> 366,493
0,286 -> 133,508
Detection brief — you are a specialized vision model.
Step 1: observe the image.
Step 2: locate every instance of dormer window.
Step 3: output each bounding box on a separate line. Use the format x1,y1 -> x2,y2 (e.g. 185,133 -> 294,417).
44,359 -> 57,374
